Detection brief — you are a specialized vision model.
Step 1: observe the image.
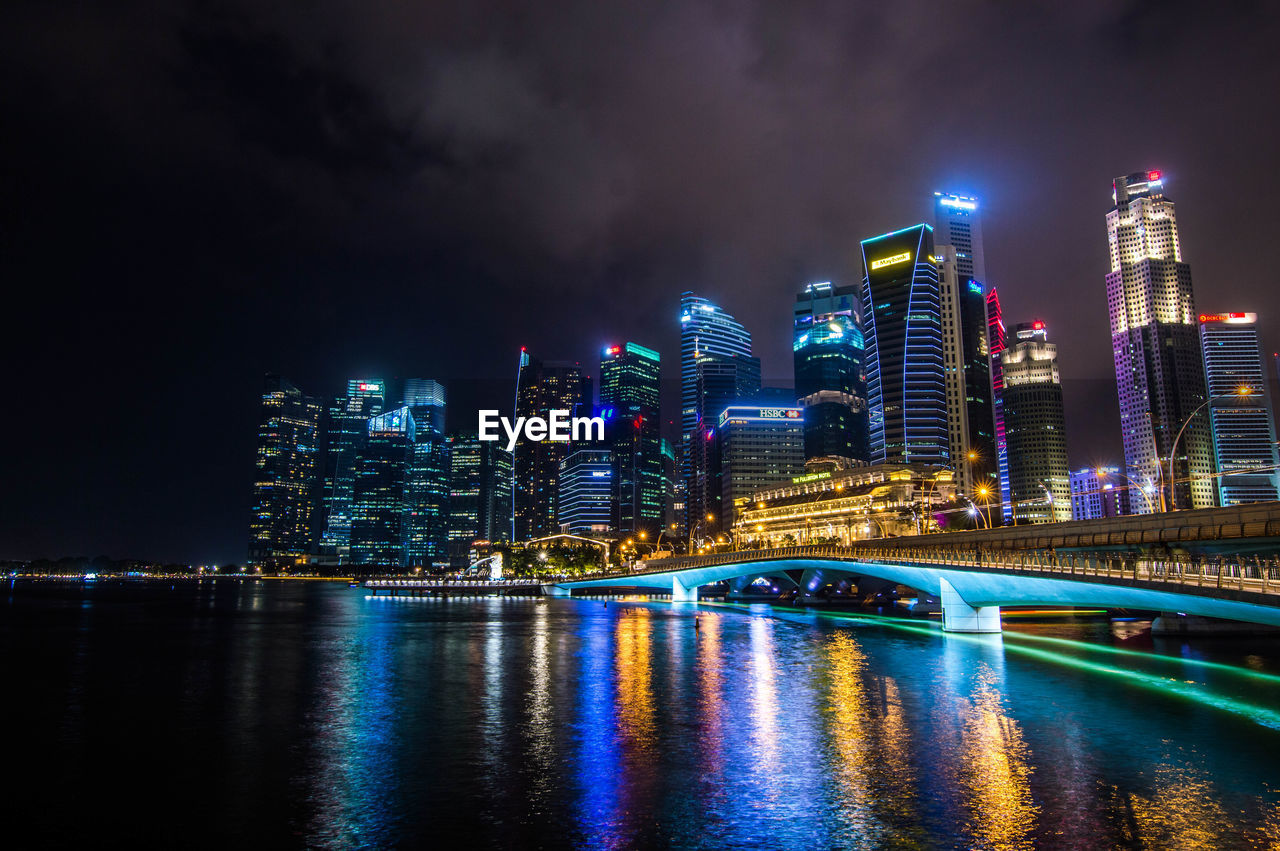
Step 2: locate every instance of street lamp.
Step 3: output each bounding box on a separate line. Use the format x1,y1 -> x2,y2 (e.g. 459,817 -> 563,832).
1167,386 -> 1255,511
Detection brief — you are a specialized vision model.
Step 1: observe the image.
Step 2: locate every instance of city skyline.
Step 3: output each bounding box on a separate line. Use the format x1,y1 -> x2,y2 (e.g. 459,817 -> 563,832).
7,3 -> 1280,563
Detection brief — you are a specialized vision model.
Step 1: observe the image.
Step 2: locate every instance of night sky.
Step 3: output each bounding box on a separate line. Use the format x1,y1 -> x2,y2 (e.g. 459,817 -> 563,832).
4,1 -> 1280,564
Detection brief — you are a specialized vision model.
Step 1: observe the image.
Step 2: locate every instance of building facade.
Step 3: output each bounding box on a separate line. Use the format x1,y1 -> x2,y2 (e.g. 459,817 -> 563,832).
1106,171 -> 1213,511
860,224 -> 950,468
248,374 -> 322,569
1070,466 -> 1132,521
1199,312 -> 1280,505
986,288 -> 1011,522
716,405 -> 805,532
600,343 -> 664,536
320,378 -> 384,556
446,435 -> 513,568
793,281 -> 869,465
350,406 -> 415,569
557,449 -> 614,534
1000,322 -> 1071,523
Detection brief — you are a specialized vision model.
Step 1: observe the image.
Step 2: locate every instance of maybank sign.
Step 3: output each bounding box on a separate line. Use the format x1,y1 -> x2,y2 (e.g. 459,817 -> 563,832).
870,251 -> 912,270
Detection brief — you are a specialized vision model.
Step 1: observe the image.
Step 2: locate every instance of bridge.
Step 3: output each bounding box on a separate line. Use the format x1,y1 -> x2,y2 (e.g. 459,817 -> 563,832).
544,503 -> 1280,632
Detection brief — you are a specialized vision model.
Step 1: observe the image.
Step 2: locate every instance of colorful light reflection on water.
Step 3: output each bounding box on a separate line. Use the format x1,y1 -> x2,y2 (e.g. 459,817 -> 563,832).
4,581 -> 1280,848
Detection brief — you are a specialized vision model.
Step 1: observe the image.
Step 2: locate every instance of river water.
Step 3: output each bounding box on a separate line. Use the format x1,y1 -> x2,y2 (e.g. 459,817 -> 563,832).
4,580 -> 1280,848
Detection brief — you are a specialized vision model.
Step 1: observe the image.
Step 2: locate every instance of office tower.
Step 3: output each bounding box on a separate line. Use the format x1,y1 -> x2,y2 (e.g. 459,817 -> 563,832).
660,438 -> 677,529
860,224 -> 950,467
319,378 -> 385,555
513,352 -> 591,540
934,192 -> 998,503
933,192 -> 986,284
986,289 -> 1011,523
350,407 -> 415,569
716,406 -> 805,531
792,281 -> 869,464
1199,313 -> 1280,505
680,294 -> 755,530
248,374 -> 322,570
404,432 -> 449,569
1107,171 -> 1213,511
687,352 -> 761,536
1000,322 -> 1070,523
557,449 -> 614,534
446,435 -> 513,568
403,379 -> 446,435
1070,467 -> 1131,520
600,343 -> 664,535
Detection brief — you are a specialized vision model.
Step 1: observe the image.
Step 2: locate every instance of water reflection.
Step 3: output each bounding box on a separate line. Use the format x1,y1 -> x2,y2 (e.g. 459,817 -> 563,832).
957,665 -> 1039,851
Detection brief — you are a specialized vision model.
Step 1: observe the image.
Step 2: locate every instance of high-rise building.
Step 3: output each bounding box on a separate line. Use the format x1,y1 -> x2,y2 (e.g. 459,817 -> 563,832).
934,193 -> 997,504
1001,322 -> 1070,523
860,224 -> 950,468
1106,171 -> 1213,511
557,449 -> 614,534
513,351 -> 591,540
446,435 -> 513,568
600,343 -> 664,536
687,352 -> 761,536
793,281 -> 869,464
986,288 -> 1011,523
350,406 -> 415,569
403,379 -> 446,435
1070,466 -> 1131,520
249,375 -> 322,570
680,293 -> 755,532
1199,312 -> 1280,505
717,405 -> 805,532
319,378 -> 385,555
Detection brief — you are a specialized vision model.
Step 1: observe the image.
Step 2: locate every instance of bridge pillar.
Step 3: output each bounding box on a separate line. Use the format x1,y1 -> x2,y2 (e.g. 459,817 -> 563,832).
939,579 -> 1001,633
672,578 -> 698,602
541,585 -> 572,598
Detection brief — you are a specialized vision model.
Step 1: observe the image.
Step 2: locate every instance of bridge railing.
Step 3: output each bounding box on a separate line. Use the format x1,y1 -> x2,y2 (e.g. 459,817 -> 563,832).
568,544 -> 1280,598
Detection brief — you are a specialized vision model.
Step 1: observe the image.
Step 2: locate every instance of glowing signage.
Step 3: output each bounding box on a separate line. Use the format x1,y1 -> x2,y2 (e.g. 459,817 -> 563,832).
357,382 -> 381,392
1199,312 -> 1256,324
719,407 -> 802,426
870,251 -> 912,270
1147,170 -> 1162,181
967,281 -> 984,294
938,196 -> 977,210
790,471 -> 832,484
603,345 -> 621,356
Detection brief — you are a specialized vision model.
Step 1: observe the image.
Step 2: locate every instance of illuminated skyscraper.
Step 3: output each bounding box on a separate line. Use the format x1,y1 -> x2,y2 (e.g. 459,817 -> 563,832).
350,406 -> 415,569
1001,322 -> 1070,523
1199,312 -> 1279,505
986,288 -> 1011,522
793,281 -> 868,464
860,224 -> 950,467
320,378 -> 384,555
401,379 -> 449,569
716,406 -> 805,531
600,343 -> 664,535
513,352 -> 591,540
680,294 -> 759,534
1107,171 -> 1212,511
403,379 -> 446,435
446,435 -> 513,568
248,374 -> 322,570
934,192 -> 997,503
557,449 -> 614,534
1070,467 -> 1131,520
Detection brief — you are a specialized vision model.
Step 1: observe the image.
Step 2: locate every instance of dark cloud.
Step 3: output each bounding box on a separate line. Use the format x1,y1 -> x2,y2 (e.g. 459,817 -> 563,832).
2,0 -> 1279,561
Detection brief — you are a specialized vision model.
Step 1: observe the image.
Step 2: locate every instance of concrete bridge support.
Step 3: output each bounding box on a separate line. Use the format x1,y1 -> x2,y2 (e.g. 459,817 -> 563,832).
672,578 -> 699,602
939,578 -> 1001,633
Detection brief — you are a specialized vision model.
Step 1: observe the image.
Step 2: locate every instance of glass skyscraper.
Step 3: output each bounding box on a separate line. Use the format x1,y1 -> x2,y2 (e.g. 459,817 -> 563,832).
557,449 -> 614,534
320,378 -> 384,555
934,192 -> 997,503
680,293 -> 758,534
402,379 -> 449,569
350,406 -> 415,569
860,224 -> 950,467
986,288 -> 1012,522
792,281 -> 868,464
1106,171 -> 1213,511
446,435 -> 513,568
600,342 -> 664,535
1199,312 -> 1280,505
716,406 -> 805,532
249,374 -> 321,570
